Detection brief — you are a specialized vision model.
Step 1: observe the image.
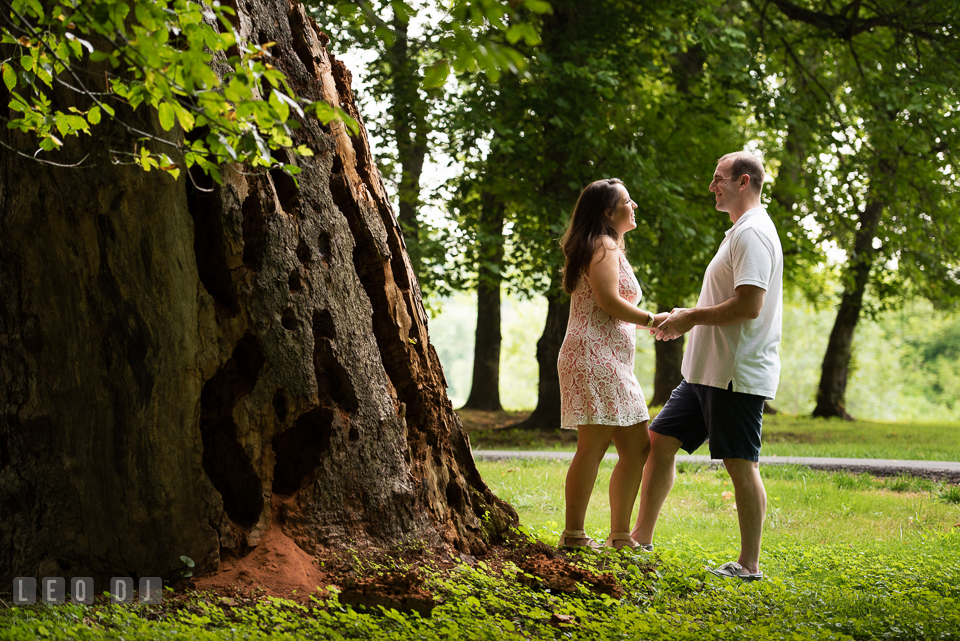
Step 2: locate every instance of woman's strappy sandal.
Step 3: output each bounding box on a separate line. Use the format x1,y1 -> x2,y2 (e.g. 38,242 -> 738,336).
558,529 -> 601,550
604,532 -> 652,551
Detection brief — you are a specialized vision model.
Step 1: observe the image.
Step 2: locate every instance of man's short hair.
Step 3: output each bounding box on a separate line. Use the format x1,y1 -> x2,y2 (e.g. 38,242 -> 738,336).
720,151 -> 765,194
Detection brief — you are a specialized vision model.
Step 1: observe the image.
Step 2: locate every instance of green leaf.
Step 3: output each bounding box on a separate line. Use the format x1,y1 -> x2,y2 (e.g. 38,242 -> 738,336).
423,60 -> 449,89
172,103 -> 195,131
268,90 -> 289,122
1,64 -> 15,91
87,106 -> 101,125
523,0 -> 553,14
158,102 -> 175,131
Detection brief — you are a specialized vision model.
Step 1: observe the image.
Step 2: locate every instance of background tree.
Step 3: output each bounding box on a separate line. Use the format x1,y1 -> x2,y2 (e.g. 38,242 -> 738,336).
627,4 -> 758,406
750,0 -> 960,419
0,0 -> 517,587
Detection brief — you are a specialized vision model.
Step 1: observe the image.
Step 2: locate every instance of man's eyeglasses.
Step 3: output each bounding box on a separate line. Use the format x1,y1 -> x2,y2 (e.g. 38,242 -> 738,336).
710,175 -> 742,185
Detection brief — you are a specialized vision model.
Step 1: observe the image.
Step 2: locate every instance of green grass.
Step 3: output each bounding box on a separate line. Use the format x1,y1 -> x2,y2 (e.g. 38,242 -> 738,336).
3,462 -> 959,640
468,413 -> 960,461
480,459 -> 960,551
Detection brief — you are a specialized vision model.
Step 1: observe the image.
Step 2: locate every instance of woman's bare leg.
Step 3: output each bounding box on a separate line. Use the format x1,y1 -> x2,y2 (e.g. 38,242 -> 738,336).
609,421 -> 650,535
564,424 -> 616,542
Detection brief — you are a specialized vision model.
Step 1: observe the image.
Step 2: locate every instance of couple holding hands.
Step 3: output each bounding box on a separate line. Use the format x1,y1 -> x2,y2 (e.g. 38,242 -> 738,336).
556,151 -> 783,582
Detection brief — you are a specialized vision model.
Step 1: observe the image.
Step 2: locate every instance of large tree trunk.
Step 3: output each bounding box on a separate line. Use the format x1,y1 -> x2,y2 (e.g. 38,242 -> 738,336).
514,288 -> 569,430
812,198 -> 883,419
0,0 -> 514,590
651,304 -> 684,406
463,193 -> 504,411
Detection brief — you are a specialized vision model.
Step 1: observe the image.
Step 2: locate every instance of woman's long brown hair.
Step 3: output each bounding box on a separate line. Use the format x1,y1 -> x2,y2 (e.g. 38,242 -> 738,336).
560,178 -> 625,294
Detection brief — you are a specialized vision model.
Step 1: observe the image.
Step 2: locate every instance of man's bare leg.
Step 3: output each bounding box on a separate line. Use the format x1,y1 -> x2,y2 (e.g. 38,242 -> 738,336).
723,458 -> 766,574
630,431 -> 683,545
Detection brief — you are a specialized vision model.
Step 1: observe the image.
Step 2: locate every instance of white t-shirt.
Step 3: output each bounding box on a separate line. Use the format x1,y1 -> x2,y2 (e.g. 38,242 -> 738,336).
681,207 -> 783,399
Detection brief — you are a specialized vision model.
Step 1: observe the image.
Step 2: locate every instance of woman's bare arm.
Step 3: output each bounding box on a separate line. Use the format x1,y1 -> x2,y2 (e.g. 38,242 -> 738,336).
588,238 -> 666,327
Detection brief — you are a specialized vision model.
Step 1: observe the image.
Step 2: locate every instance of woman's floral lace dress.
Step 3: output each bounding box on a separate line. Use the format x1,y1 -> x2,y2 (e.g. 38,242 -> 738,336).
558,250 -> 649,429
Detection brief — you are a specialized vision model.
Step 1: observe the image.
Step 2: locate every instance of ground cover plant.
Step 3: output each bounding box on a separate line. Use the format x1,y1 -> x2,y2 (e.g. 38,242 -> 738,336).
2,462 -> 958,640
463,410 -> 960,461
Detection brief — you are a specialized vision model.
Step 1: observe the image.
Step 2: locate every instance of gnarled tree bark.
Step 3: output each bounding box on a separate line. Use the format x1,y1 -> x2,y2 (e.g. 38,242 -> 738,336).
0,0 -> 514,590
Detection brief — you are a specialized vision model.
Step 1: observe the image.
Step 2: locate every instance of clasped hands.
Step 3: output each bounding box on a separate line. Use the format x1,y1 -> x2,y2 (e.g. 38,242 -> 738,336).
648,308 -> 692,341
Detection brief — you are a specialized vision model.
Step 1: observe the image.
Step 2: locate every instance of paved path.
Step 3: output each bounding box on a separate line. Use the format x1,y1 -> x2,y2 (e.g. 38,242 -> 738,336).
472,450 -> 960,482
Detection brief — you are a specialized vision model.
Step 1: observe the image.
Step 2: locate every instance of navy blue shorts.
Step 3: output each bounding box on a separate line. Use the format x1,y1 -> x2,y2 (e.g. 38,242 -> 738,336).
650,380 -> 765,461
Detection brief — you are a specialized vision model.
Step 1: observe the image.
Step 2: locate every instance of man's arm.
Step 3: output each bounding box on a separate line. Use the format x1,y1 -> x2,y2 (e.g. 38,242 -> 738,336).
654,285 -> 766,341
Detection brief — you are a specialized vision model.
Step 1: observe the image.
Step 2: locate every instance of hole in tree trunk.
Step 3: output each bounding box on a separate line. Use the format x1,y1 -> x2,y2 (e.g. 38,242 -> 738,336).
296,238 -> 312,268
242,189 -> 267,270
312,312 -> 356,412
273,389 -> 289,424
272,406 -> 333,495
348,426 -> 359,442
317,232 -> 331,265
445,480 -> 466,511
312,309 -> 336,341
289,271 -> 303,293
186,167 -> 240,316
281,308 -> 298,330
269,151 -> 299,215
200,333 -> 267,528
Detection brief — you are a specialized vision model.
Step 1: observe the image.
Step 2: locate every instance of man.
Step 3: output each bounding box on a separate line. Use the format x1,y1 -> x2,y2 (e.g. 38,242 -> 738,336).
631,151 -> 783,581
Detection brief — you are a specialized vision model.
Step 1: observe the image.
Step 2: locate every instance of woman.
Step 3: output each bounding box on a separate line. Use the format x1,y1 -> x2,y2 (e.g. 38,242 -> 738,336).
556,178 -> 666,551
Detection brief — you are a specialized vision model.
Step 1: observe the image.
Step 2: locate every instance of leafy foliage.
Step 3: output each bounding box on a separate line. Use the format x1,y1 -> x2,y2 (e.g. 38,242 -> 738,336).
0,0 -> 356,181
748,0 -> 960,314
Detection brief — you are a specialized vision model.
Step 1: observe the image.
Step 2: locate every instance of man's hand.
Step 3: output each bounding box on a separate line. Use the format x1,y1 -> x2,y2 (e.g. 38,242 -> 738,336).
654,308 -> 693,341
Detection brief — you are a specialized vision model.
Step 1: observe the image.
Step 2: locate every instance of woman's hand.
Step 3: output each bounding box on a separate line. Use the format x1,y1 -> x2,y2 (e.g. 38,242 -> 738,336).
647,312 -> 671,335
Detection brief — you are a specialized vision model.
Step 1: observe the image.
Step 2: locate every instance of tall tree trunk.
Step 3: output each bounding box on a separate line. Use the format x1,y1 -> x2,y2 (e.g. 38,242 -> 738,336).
515,2 -> 580,431
514,288 -> 569,430
812,198 -> 884,419
651,303 -> 684,406
0,0 -> 514,590
463,192 -> 504,411
649,44 -> 705,407
389,14 -> 428,274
